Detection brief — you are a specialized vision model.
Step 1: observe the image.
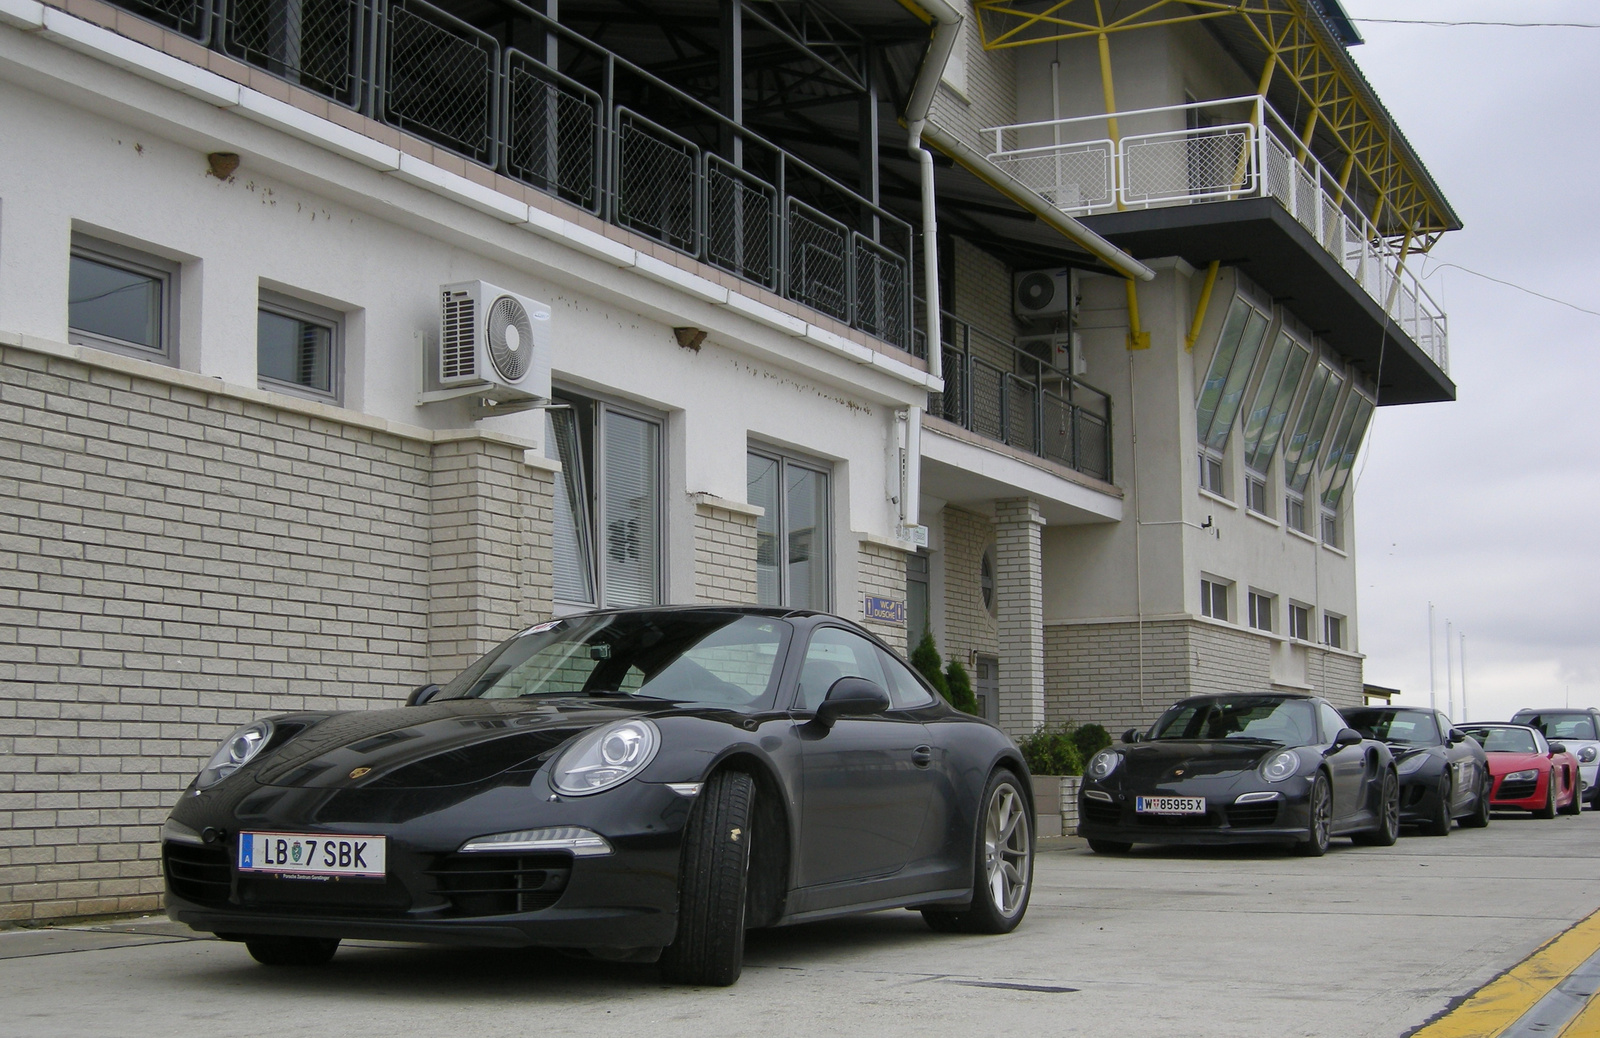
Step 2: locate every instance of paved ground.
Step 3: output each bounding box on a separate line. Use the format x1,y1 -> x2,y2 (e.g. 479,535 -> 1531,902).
4,810 -> 1599,1038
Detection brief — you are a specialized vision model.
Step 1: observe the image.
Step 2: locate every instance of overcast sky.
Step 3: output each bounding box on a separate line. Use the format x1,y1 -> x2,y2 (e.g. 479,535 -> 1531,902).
1339,1 -> 1600,721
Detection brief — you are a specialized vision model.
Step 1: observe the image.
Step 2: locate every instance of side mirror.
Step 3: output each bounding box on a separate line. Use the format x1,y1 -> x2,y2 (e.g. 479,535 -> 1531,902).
1549,742 -> 1568,756
406,683 -> 442,707
1332,727 -> 1363,750
814,677 -> 890,728
1121,728 -> 1143,744
1446,728 -> 1466,746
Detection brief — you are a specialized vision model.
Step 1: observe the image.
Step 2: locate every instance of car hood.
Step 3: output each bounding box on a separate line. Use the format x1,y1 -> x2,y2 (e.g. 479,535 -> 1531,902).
249,697 -> 669,790
1482,751 -> 1547,775
1117,740 -> 1283,783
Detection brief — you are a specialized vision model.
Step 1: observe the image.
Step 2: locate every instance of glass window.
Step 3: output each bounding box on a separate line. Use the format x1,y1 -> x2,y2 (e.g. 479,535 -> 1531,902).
1321,509 -> 1340,548
1195,296 -> 1270,450
1201,578 -> 1228,621
1151,696 -> 1316,745
1241,331 -> 1311,473
1317,702 -> 1348,742
1344,709 -> 1442,746
547,393 -> 662,608
749,449 -> 831,610
905,551 -> 930,652
1284,365 -> 1346,494
1320,393 -> 1374,511
1199,449 -> 1225,495
1248,591 -> 1273,632
1513,712 -> 1599,741
1289,603 -> 1311,641
795,627 -> 888,712
879,648 -> 936,710
980,546 -> 997,616
1324,613 -> 1344,649
68,236 -> 177,361
1285,491 -> 1306,533
258,292 -> 339,401
1245,475 -> 1268,515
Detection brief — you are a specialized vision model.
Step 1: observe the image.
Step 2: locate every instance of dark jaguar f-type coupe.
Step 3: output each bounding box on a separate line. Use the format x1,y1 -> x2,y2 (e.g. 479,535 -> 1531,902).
161,607 -> 1034,985
1077,693 -> 1399,855
1342,705 -> 1491,835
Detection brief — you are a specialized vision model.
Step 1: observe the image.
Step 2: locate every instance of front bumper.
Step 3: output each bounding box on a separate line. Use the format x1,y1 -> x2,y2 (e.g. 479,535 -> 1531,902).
1077,782 -> 1313,847
1489,771 -> 1550,811
162,778 -> 692,950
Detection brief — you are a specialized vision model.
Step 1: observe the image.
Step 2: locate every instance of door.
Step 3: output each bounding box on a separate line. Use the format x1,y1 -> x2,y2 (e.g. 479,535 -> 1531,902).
1319,702 -> 1368,825
975,655 -> 999,726
794,626 -> 936,887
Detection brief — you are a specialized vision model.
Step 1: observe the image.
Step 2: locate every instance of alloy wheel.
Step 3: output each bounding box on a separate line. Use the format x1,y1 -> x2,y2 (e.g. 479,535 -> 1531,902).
984,783 -> 1031,916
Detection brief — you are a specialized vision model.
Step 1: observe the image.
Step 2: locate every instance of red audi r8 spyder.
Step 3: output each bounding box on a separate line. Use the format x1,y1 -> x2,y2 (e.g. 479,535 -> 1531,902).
1457,723 -> 1581,818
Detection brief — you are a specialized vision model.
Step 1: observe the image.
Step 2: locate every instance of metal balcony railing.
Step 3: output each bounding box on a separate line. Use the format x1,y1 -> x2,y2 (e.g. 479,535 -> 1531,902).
984,96 -> 1449,374
103,0 -> 914,353
929,313 -> 1113,483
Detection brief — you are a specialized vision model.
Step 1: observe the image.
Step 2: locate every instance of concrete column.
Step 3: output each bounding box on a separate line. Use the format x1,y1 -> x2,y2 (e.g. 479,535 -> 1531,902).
994,497 -> 1045,734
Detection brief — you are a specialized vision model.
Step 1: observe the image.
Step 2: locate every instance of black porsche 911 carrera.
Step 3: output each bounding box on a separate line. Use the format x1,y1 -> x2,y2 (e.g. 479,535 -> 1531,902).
1077,692 -> 1399,856
160,607 -> 1034,985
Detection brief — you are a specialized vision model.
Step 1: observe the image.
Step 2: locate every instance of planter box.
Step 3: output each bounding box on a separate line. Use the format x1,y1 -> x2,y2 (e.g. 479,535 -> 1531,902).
1033,775 -> 1083,837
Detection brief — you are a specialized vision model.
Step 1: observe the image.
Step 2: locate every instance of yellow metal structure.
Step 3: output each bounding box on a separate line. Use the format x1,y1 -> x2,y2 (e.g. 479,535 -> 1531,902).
1186,261 -> 1221,351
971,0 -> 1455,248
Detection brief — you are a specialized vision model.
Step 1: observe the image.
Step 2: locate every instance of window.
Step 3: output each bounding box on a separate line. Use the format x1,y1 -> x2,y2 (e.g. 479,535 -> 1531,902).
1195,295 -> 1271,451
1319,391 -> 1374,512
258,292 -> 340,401
1247,591 -> 1274,632
1283,362 -> 1346,496
1285,491 -> 1306,533
795,627 -> 887,711
1324,613 -> 1345,649
1240,329 -> 1312,473
1245,475 -> 1268,515
974,655 -> 999,724
1321,509 -> 1340,548
1199,449 -> 1225,495
878,649 -> 936,710
905,551 -> 930,653
980,546 -> 997,616
1200,578 -> 1229,621
68,235 -> 177,362
1317,702 -> 1348,742
1289,603 -> 1311,641
547,393 -> 663,608
748,448 -> 830,609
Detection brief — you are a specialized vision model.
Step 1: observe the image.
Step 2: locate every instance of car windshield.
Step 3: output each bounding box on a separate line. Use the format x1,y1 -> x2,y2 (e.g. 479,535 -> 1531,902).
435,613 -> 792,708
1149,697 -> 1318,746
1514,712 -> 1597,741
1461,727 -> 1538,754
1344,709 -> 1440,746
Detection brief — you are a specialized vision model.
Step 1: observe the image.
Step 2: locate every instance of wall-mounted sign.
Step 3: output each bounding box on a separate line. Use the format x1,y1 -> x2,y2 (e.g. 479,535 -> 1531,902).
864,596 -> 906,625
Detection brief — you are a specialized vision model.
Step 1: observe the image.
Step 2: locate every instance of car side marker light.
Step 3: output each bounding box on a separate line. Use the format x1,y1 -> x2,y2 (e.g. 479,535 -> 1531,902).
459,827 -> 614,856
666,783 -> 703,797
1235,791 -> 1282,804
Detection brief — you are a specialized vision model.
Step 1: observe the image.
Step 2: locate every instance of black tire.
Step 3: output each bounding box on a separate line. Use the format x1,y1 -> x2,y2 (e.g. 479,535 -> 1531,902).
1087,838 -> 1132,855
659,769 -> 755,986
1562,776 -> 1583,816
921,770 -> 1033,934
1296,772 -> 1332,856
244,936 -> 340,966
1460,773 -> 1491,829
1535,775 -> 1558,819
1361,769 -> 1400,847
1420,775 -> 1452,837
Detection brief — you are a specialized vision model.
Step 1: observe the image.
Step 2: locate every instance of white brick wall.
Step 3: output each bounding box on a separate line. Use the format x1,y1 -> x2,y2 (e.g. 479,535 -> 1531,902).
939,506 -> 998,666
0,342 -> 554,922
994,498 -> 1045,734
856,539 -> 910,647
693,499 -> 759,604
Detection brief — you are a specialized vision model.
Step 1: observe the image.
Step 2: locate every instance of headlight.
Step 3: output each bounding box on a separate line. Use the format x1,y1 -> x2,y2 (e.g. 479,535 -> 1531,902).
1086,750 -> 1123,781
1506,769 -> 1538,783
1260,749 -> 1301,782
194,720 -> 274,789
1397,753 -> 1432,775
552,719 -> 660,795
1579,747 -> 1597,764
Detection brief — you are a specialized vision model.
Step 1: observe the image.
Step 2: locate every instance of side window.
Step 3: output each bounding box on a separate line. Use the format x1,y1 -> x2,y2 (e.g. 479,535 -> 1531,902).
68,234 -> 179,363
795,627 -> 887,712
878,649 -> 935,710
1318,703 -> 1347,743
258,290 -> 342,402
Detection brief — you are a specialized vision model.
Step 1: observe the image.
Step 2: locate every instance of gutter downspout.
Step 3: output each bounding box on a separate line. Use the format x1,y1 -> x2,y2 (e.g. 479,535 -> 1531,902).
901,0 -> 962,386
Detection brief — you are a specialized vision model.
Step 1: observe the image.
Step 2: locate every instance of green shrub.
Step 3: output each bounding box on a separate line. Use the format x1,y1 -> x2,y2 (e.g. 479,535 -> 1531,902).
943,660 -> 980,716
909,630 -> 949,700
1071,723 -> 1112,762
1017,725 -> 1084,777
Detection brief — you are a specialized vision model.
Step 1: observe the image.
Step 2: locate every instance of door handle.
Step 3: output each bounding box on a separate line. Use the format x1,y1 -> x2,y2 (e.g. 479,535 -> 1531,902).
912,745 -> 933,767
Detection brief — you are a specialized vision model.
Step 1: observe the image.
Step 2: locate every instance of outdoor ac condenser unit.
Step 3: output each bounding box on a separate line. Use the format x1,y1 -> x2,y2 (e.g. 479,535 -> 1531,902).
437,281 -> 552,399
1013,268 -> 1078,320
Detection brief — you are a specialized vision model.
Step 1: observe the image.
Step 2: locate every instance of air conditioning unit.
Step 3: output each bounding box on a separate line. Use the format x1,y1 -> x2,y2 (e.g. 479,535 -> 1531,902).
1017,332 -> 1086,376
437,281 -> 552,399
1013,268 -> 1078,320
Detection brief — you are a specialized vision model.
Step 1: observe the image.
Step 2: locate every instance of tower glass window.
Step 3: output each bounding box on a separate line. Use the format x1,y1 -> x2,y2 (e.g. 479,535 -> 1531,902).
1195,295 -> 1271,450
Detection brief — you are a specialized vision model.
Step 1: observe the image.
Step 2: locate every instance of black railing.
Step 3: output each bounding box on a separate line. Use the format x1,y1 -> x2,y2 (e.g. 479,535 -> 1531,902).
105,0 -> 914,352
931,313 -> 1113,483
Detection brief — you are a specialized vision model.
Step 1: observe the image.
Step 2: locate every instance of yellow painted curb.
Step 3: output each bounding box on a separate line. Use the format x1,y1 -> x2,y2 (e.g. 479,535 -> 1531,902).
1411,909 -> 1600,1038
1557,991 -> 1600,1038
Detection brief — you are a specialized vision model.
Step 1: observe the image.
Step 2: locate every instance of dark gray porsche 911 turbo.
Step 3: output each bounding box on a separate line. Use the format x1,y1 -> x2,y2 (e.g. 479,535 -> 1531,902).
160,606 -> 1034,985
1076,692 -> 1399,856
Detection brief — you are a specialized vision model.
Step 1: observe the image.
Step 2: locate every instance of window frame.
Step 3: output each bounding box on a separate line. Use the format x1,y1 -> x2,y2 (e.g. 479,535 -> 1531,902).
1320,508 -> 1341,548
748,445 -> 833,611
1288,602 -> 1311,642
1324,613 -> 1345,649
67,234 -> 179,364
1247,590 -> 1275,633
1198,447 -> 1226,497
1245,473 -> 1269,515
257,290 -> 343,403
1200,577 -> 1230,622
1285,490 -> 1307,534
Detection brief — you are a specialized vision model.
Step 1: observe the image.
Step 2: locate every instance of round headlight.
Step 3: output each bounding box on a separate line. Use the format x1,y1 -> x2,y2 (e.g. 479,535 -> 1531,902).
1260,749 -> 1301,782
1086,749 -> 1123,781
552,719 -> 661,795
1579,746 -> 1597,764
1396,752 -> 1432,775
194,720 -> 274,789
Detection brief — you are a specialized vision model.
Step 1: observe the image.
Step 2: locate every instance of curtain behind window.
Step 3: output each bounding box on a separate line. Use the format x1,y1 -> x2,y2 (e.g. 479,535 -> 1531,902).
601,409 -> 660,607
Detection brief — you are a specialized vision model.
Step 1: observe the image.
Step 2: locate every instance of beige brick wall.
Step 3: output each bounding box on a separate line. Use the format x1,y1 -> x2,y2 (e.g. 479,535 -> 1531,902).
0,342 -> 554,922
950,237 -> 1021,373
1045,619 -> 1365,733
929,1 -> 1019,155
939,506 -> 998,667
994,498 -> 1044,734
856,539 -> 910,648
692,498 -> 759,604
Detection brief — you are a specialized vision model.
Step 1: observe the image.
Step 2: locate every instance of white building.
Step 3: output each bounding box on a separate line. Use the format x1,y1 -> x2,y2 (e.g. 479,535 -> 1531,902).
0,0 -> 1456,921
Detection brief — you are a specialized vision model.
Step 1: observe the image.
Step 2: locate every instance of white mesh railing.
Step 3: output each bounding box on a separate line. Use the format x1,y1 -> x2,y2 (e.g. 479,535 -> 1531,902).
983,96 -> 1450,374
